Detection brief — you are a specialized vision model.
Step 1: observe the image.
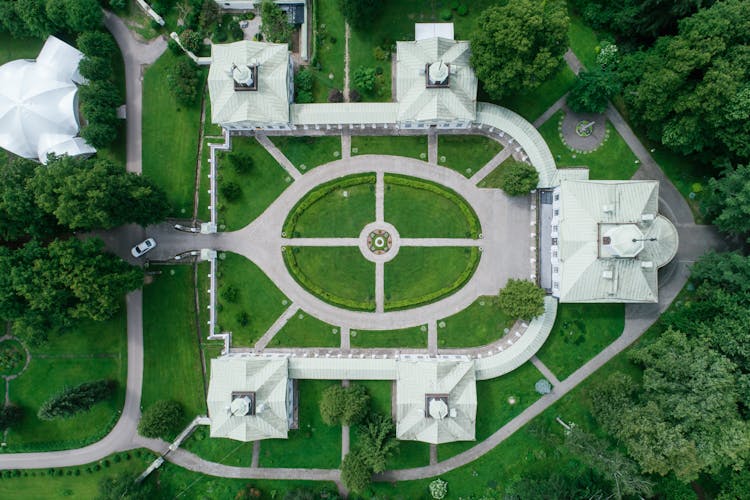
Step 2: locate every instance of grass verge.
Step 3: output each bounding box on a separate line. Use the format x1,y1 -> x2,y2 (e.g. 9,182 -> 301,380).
439,296 -> 514,348
350,326 -> 427,348
352,135 -> 427,159
269,311 -> 339,348
270,136 -> 342,170
437,135 -> 503,178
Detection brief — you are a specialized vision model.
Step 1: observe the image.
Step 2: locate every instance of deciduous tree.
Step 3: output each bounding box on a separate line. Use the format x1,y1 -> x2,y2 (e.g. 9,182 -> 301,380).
138,400 -> 184,438
497,160 -> 539,196
498,279 -> 545,320
259,0 -> 291,44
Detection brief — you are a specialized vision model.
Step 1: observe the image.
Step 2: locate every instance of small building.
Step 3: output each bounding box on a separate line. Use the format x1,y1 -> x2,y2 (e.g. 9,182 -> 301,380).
395,360 -> 477,444
207,356 -> 294,441
550,180 -> 679,302
207,40 -> 294,131
0,36 -> 95,163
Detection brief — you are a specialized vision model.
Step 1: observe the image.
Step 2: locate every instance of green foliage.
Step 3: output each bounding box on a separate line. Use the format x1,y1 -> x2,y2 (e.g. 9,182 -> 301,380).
81,122 -> 118,149
63,0 -> 102,32
470,0 -> 568,100
456,5 -> 467,16
357,413 -> 398,473
15,0 -> 53,38
429,478 -> 448,499
138,400 -> 183,439
294,68 -> 314,103
340,0 -> 377,30
221,285 -> 239,303
259,0 -> 292,44
179,29 -> 203,54
704,164 -> 750,242
567,70 -> 621,113
77,31 -> 117,59
37,379 -> 116,420
198,0 -> 220,31
618,0 -> 750,162
596,41 -> 619,70
98,473 -> 155,500
78,56 -> 112,82
0,406 -> 23,431
504,468 -> 611,500
497,160 -> 539,195
0,156 -> 59,241
591,330 -> 750,480
497,279 -> 545,320
221,180 -> 242,202
166,56 -> 202,105
228,151 -> 254,174
319,384 -> 370,426
439,9 -> 452,21
340,450 -> 371,494
352,66 -> 376,92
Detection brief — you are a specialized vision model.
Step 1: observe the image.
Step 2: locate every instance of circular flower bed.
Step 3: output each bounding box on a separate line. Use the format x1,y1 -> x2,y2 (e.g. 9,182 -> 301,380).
575,120 -> 594,137
367,229 -> 392,254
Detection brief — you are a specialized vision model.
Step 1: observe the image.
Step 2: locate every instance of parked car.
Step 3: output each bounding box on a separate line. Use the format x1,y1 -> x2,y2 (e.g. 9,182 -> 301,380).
131,238 -> 156,258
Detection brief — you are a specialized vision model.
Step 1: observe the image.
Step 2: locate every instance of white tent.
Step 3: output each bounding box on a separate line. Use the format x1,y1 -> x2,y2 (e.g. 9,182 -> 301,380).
0,36 -> 95,163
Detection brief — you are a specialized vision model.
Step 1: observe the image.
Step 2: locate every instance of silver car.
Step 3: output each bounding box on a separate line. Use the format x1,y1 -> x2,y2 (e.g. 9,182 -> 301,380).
131,238 -> 156,258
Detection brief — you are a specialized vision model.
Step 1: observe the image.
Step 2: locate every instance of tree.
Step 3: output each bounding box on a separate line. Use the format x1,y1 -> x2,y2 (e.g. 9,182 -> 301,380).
38,379 -> 116,420
16,0 -> 53,38
179,29 -> 203,54
504,468 -> 610,500
31,156 -> 170,230
294,68 -> 314,103
199,0 -> 220,31
340,450 -> 371,494
138,400 -> 183,438
567,69 -> 621,113
704,165 -> 750,242
498,279 -> 545,320
79,56 -> 113,82
221,181 -> 241,202
166,57 -> 202,105
81,122 -> 118,149
0,156 -> 59,241
228,152 -> 254,174
358,414 -> 398,473
319,384 -> 370,426
77,31 -> 117,59
98,473 -> 155,500
352,67 -> 376,92
340,0 -> 377,30
497,160 -> 539,195
0,2 -> 33,37
259,0 -> 291,44
65,0 -> 102,32
0,405 -> 23,431
470,0 -> 568,100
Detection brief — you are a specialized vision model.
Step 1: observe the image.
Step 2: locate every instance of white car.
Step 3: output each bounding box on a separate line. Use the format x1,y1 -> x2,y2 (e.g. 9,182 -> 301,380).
131,238 -> 156,258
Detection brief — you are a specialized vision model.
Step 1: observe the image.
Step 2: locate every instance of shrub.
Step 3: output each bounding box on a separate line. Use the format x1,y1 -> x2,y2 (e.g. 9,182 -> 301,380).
228,152 -> 254,174
180,29 -> 203,54
81,122 -> 118,149
296,90 -> 313,103
353,67 -> 376,92
429,478 -> 448,499
440,9 -> 452,20
38,380 -> 115,420
349,89 -> 361,102
319,384 -> 370,426
222,181 -> 241,202
498,279 -> 545,320
295,68 -> 314,92
221,285 -> 239,302
328,88 -> 343,103
166,57 -> 202,105
341,450 -> 371,494
0,405 -> 23,431
373,46 -> 390,61
229,21 -> 244,41
78,57 -> 112,82
456,5 -> 468,16
497,160 -> 539,196
236,311 -> 250,327
138,400 -> 183,439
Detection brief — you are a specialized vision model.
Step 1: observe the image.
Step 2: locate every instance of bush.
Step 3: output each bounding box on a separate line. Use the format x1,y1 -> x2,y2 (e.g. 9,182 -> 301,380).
236,311 -> 250,327
498,279 -> 545,320
229,21 -> 244,41
456,5 -> 468,16
328,88 -> 343,103
138,400 -> 183,439
296,90 -> 313,103
373,46 -> 390,61
180,29 -> 203,54
222,181 -> 241,202
81,122 -> 117,149
166,57 -> 202,105
228,152 -> 254,174
78,57 -> 112,81
0,405 -> 23,431
352,67 -> 376,92
221,285 -> 239,302
38,380 -> 116,420
429,478 -> 448,499
349,89 -> 361,102
440,9 -> 452,20
497,160 -> 539,196
295,68 -> 313,92
341,450 -> 371,494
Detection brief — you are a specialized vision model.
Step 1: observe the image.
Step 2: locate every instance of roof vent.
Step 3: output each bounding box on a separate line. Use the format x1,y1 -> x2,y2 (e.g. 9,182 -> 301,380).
425,61 -> 450,88
232,63 -> 258,92
641,213 -> 655,221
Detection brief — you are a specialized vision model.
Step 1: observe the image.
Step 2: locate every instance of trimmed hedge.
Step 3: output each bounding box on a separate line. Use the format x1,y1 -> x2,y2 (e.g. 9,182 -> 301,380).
385,247 -> 481,311
283,173 -> 376,236
283,247 -> 375,311
383,174 -> 481,238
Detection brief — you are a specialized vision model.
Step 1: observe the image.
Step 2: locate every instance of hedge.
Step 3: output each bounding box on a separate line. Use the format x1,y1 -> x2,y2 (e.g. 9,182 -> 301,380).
385,247 -> 481,311
383,174 -> 481,238
283,173 -> 376,236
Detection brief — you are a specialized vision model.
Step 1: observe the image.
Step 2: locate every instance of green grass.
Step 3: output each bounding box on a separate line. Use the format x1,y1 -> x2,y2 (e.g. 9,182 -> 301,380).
142,266 -> 206,432
0,34 -> 43,64
142,51 -> 204,217
535,303 -> 625,380
202,86 -> 224,137
260,380 -> 342,468
439,362 -> 544,460
0,450 -> 154,499
5,307 -> 126,452
495,65 -> 577,123
218,137 -> 291,231
270,136 -> 342,170
352,135 -> 428,159
269,311 -> 340,348
286,174 -> 375,237
567,13 -> 601,71
284,246 -> 375,311
181,426 -> 255,467
477,155 -> 514,189
350,325 -> 427,348
437,135 -> 503,178
218,253 -> 288,347
348,31 -> 392,102
439,296 -> 515,348
384,175 -> 480,238
384,247 -> 480,311
538,110 -> 640,180
311,0 -> 346,102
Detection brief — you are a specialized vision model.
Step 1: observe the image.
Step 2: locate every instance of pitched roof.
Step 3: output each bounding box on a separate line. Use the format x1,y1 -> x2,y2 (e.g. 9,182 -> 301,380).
395,38 -> 477,122
207,357 -> 290,441
208,41 -> 290,125
395,360 -> 476,444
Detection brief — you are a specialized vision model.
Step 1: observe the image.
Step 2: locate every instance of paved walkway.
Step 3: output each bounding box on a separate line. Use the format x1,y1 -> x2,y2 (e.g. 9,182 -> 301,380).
255,303 -> 299,350
341,131 -> 351,159
255,135 -> 302,180
470,148 -> 511,185
428,130 -> 438,164
530,355 -> 560,386
532,93 -> 568,128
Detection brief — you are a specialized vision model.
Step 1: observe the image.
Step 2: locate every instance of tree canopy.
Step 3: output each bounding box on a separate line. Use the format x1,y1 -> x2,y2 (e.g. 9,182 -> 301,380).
138,400 -> 184,439
340,0 -> 377,30
496,160 -> 539,196
704,164 -> 750,242
498,279 -> 546,320
566,69 -> 621,113
319,384 -> 370,426
259,0 -> 292,44
470,0 -> 568,100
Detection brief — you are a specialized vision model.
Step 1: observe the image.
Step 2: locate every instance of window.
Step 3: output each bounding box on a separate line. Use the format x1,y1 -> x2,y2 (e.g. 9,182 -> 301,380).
554,209 -> 559,216
553,267 -> 559,273
552,251 -> 558,257
551,238 -> 558,245
554,194 -> 559,201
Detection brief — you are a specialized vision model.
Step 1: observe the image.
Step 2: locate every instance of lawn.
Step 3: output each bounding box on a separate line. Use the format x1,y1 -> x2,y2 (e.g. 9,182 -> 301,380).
352,135 -> 428,160
268,311 -> 340,348
284,246 -> 375,311
270,136 -> 342,170
535,303 -> 625,380
6,306 -> 127,452
384,175 -> 480,238
284,173 -> 376,237
260,380 -> 342,468
496,65 -> 577,123
477,155 -> 514,189
437,135 -> 503,178
311,0 -> 346,102
218,253 -> 288,347
142,51 -> 204,217
567,12 -> 601,71
181,426 -> 255,467
350,325 -> 427,348
439,361 -> 544,460
384,247 -> 480,311
142,266 -> 206,432
218,137 -> 291,231
439,296 -> 515,348
538,110 -> 640,180
0,34 -> 43,64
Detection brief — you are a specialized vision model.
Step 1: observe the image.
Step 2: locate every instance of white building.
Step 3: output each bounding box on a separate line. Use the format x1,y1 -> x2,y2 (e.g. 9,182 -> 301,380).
0,36 -> 95,163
